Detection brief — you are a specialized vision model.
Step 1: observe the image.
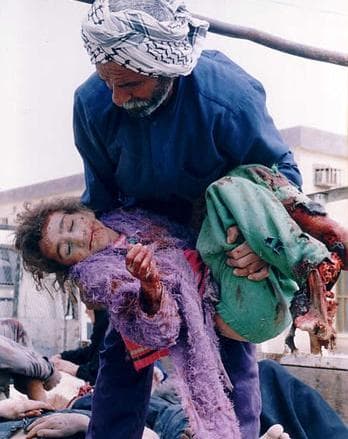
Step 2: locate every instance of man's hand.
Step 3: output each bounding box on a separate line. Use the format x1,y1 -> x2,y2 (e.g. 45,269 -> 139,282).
0,399 -> 53,420
226,226 -> 269,281
25,413 -> 89,438
49,354 -> 61,362
43,368 -> 61,391
50,358 -> 78,377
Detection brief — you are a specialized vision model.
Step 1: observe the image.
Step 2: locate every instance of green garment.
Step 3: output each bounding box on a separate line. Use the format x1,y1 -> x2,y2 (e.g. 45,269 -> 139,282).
197,165 -> 330,343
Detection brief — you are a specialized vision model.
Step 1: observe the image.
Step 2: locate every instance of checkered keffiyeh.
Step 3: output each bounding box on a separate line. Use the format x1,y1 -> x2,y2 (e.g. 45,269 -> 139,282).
81,0 -> 209,77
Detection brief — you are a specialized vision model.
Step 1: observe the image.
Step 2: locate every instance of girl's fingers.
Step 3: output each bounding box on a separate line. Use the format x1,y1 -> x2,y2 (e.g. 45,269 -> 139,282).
126,244 -> 145,270
133,247 -> 151,270
126,244 -> 157,280
138,252 -> 153,278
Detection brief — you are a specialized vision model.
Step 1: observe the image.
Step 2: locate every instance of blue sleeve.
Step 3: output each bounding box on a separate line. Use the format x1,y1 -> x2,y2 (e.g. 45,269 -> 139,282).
73,91 -> 120,213
274,151 -> 302,188
217,78 -> 302,188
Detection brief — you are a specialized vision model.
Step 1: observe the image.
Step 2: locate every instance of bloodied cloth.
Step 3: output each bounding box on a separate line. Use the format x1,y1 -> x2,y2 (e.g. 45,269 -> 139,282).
197,165 -> 330,343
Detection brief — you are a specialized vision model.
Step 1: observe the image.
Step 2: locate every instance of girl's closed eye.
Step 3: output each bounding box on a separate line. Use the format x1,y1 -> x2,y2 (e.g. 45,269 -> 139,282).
70,219 -> 74,232
66,242 -> 72,256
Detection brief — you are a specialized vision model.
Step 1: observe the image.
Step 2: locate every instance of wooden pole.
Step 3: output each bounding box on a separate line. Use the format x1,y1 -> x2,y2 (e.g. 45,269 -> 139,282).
195,15 -> 348,67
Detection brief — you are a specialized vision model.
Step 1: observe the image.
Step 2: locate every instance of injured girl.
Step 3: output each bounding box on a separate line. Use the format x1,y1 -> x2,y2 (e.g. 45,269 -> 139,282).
14,165 -> 347,438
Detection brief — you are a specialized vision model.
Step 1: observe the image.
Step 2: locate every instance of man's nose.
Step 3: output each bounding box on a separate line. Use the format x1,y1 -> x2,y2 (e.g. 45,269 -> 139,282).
112,86 -> 131,107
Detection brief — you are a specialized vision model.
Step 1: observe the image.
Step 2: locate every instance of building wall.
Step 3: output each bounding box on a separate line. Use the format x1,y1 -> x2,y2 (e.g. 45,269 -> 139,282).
295,149 -> 348,194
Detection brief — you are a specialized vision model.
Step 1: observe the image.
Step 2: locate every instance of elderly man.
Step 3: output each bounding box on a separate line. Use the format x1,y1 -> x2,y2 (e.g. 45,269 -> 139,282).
74,1 -> 302,438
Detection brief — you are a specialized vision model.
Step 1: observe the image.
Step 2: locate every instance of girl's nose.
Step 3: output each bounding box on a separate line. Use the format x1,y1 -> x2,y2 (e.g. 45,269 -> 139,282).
65,229 -> 86,246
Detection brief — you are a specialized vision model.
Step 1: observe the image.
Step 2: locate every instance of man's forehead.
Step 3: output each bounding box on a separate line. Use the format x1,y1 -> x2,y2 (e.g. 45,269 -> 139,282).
96,62 -> 146,82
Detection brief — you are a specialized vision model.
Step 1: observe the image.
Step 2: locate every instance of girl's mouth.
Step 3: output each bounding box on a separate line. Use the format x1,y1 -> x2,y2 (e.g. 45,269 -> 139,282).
89,230 -> 95,250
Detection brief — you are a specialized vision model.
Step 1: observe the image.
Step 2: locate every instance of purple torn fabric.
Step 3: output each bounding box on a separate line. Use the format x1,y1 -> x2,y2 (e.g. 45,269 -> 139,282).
69,208 -> 241,438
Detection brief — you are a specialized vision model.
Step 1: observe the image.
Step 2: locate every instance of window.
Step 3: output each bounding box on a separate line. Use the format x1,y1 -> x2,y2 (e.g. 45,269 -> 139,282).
314,166 -> 343,188
0,247 -> 17,286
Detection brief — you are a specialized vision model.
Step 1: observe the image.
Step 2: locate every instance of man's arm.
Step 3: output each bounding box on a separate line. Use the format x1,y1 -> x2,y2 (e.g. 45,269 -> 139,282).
274,151 -> 302,188
217,76 -> 302,188
0,335 -> 54,381
73,90 -> 119,213
216,77 -> 302,279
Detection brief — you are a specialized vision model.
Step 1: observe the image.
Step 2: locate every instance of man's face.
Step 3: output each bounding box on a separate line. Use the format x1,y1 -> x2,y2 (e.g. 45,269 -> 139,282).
96,62 -> 173,117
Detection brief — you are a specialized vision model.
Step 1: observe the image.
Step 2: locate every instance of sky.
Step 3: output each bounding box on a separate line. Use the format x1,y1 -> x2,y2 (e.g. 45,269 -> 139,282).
0,0 -> 347,190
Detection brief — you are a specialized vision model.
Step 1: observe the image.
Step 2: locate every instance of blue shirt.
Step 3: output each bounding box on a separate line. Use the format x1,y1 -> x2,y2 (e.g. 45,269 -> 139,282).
74,50 -> 301,217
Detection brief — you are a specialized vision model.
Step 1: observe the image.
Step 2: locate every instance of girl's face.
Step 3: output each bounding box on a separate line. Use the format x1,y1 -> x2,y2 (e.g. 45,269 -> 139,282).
39,210 -> 117,266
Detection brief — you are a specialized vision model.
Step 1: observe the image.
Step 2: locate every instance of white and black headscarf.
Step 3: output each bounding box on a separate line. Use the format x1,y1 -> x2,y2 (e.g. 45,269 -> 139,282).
81,0 -> 209,77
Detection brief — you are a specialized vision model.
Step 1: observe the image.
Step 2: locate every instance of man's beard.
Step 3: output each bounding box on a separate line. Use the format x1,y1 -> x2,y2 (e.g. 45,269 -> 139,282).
122,77 -> 174,118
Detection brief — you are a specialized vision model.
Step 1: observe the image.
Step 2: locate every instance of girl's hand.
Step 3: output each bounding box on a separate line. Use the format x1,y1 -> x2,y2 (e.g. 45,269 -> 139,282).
126,244 -> 159,283
126,244 -> 162,314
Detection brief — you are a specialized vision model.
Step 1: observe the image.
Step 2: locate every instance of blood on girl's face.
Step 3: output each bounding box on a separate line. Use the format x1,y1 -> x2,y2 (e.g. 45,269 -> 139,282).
39,210 -> 119,266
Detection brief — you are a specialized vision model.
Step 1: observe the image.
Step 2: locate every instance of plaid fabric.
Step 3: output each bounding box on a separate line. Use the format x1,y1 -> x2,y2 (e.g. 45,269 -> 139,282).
123,249 -> 207,371
81,0 -> 209,77
123,337 -> 169,372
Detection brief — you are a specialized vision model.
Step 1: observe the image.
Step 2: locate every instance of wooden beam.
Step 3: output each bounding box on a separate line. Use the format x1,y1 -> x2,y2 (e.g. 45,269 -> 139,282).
195,15 -> 348,67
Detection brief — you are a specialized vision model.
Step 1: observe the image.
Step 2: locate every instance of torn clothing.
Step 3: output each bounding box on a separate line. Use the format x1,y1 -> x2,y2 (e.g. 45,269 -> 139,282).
70,208 -> 242,438
197,165 -> 330,343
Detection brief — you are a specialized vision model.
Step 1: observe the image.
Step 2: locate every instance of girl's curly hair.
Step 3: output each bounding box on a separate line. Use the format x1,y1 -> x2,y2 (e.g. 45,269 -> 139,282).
14,198 -> 91,290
